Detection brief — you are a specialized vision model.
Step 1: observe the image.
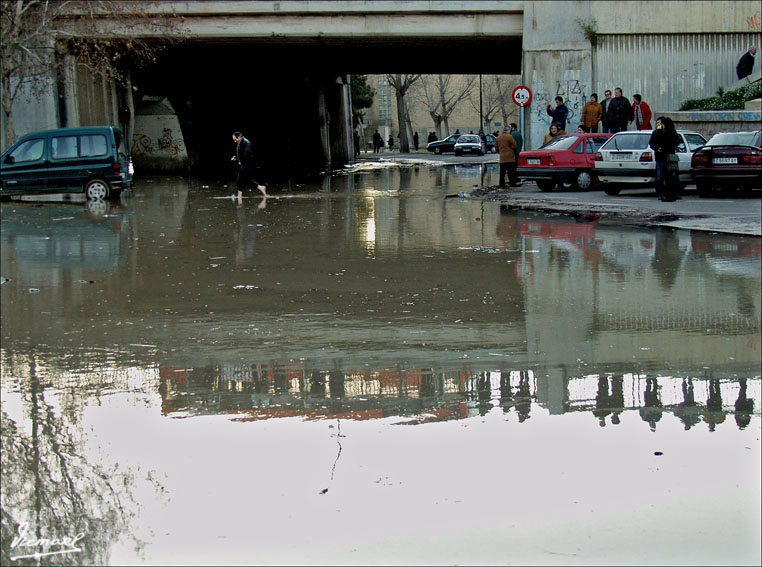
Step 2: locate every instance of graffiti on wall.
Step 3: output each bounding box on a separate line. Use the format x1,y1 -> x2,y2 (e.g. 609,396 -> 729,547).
132,127 -> 186,159
748,10 -> 761,30
529,70 -> 589,149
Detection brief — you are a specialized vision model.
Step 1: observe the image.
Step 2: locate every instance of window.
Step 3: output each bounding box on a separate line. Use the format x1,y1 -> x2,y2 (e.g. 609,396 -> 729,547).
586,137 -> 609,153
80,134 -> 107,157
10,138 -> 44,162
573,140 -> 584,153
52,136 -> 78,159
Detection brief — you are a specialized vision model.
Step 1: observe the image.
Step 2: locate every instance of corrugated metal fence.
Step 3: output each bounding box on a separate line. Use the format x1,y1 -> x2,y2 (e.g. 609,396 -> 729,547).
594,33 -> 761,113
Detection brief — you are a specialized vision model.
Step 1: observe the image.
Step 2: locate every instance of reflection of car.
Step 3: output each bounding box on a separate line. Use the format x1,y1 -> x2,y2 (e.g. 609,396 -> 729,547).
517,133 -> 612,191
454,134 -> 486,156
427,134 -> 460,154
0,126 -> 133,201
593,130 -> 707,195
690,131 -> 761,197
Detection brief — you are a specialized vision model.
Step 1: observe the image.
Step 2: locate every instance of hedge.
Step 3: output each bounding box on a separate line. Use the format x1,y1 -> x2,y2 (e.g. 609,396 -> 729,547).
679,81 -> 761,111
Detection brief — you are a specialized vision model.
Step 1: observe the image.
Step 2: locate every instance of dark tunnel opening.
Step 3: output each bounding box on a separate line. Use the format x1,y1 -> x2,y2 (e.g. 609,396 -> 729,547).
129,37 -> 522,180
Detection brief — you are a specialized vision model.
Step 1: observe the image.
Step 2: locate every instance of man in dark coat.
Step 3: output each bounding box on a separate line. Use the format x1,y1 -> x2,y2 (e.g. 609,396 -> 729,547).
736,46 -> 757,82
545,96 -> 569,132
608,88 -> 634,133
231,132 -> 267,198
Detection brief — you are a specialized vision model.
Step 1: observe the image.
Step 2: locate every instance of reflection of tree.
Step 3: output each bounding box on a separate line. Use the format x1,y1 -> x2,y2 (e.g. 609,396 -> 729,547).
1,373 -> 151,566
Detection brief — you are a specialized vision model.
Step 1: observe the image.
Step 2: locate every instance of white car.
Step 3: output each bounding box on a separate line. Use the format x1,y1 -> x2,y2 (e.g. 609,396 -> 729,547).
593,130 -> 707,195
454,134 -> 486,156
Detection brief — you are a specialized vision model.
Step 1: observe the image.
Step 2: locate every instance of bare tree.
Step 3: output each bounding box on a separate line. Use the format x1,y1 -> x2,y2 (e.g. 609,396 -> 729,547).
1,0 -> 186,146
412,74 -> 477,139
469,75 -> 518,133
386,73 -> 420,153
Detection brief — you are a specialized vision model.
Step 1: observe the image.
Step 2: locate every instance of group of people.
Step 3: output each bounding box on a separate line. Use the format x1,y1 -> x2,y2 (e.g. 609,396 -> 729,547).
543,87 -> 653,144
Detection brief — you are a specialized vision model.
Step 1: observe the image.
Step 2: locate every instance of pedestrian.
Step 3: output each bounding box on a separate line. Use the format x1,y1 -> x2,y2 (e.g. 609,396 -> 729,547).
387,134 -> 394,152
581,93 -> 602,133
546,96 -> 569,132
231,131 -> 267,199
600,89 -> 615,133
495,125 -> 519,189
649,116 -> 681,202
542,123 -> 561,146
428,131 -> 437,144
632,94 -> 652,131
736,45 -> 757,82
609,88 -> 633,133
372,130 -> 382,153
413,131 -> 419,151
353,130 -> 361,155
509,123 -> 523,153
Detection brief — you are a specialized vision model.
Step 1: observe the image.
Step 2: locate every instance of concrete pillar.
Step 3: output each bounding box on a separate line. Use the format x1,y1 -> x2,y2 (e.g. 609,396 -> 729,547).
521,0 -> 593,151
317,85 -> 331,169
330,75 -> 353,164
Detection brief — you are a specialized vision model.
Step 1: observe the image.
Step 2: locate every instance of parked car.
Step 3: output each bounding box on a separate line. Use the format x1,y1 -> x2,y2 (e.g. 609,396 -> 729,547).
690,130 -> 761,197
517,133 -> 612,191
0,125 -> 133,201
593,129 -> 707,195
427,134 -> 461,154
454,134 -> 486,156
484,133 -> 497,153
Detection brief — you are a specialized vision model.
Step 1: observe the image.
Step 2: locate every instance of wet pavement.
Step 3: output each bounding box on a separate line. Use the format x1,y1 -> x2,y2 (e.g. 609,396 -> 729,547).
1,163 -> 760,565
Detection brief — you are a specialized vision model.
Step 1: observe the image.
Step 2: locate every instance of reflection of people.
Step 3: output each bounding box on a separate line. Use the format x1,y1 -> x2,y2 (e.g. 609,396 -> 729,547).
639,377 -> 662,431
231,132 -> 267,199
651,227 -> 681,288
233,194 -> 266,264
495,125 -> 518,189
703,379 -> 726,432
674,378 -> 701,431
514,371 -> 531,422
736,45 -> 757,82
593,375 -> 624,426
734,379 -> 754,430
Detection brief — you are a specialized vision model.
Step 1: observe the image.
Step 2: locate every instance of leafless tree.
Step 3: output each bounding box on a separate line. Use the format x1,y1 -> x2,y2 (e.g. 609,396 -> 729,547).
468,75 -> 518,133
1,0 -> 186,146
412,74 -> 477,139
386,73 -> 420,153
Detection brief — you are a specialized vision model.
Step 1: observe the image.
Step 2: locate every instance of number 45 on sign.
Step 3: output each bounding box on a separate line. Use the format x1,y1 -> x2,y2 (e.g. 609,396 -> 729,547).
512,86 -> 533,107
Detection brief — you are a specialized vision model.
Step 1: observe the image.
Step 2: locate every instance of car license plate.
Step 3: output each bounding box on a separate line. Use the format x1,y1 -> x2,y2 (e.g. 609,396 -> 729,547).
528,159 -> 540,165
611,153 -> 632,161
713,157 -> 737,164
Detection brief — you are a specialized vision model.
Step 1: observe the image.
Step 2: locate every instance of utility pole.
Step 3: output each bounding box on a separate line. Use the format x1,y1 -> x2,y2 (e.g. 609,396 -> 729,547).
479,74 -> 483,130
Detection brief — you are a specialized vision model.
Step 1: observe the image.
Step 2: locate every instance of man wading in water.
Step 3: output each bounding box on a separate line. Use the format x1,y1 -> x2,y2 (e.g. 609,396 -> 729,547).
231,131 -> 267,200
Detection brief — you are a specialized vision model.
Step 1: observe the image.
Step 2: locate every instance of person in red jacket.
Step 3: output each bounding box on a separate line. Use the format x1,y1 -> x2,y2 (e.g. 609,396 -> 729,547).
632,94 -> 652,131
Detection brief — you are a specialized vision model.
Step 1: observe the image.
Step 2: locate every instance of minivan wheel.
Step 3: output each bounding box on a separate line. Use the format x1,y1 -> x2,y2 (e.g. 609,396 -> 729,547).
85,179 -> 110,200
603,186 -> 621,196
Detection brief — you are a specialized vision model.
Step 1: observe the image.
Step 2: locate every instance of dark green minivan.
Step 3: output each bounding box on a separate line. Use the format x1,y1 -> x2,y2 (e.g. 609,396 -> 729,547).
0,126 -> 133,200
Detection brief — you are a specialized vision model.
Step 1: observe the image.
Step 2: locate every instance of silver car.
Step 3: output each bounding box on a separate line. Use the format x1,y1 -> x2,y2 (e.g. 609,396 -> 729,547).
593,130 -> 707,195
454,134 -> 486,156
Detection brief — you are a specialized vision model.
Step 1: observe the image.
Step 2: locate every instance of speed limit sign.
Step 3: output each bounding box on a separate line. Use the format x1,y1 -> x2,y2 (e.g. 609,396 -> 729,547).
512,85 -> 533,107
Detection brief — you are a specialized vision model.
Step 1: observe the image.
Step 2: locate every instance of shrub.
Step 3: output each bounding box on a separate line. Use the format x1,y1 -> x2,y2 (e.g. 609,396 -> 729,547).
680,82 -> 761,111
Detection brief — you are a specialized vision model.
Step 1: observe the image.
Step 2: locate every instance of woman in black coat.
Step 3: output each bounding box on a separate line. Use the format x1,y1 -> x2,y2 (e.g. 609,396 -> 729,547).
649,116 -> 681,202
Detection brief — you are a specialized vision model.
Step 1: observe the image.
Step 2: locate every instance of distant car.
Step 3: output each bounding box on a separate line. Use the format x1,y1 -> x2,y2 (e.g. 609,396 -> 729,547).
454,134 -> 486,156
427,134 -> 461,154
0,125 -> 133,201
690,130 -> 761,197
484,133 -> 497,153
593,129 -> 707,195
517,133 -> 612,191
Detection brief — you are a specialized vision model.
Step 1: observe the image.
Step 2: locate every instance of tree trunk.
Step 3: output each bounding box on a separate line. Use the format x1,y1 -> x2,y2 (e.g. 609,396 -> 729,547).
395,81 -> 410,153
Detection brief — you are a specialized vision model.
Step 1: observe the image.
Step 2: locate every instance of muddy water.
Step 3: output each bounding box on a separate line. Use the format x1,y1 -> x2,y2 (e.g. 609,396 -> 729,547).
1,165 -> 760,566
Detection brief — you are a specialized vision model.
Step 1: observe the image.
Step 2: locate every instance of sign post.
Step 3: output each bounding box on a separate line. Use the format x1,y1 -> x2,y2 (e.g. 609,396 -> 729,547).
511,85 -> 533,147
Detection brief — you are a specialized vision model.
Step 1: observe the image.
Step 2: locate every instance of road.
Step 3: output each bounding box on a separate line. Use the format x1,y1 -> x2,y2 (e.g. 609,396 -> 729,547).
356,150 -> 762,236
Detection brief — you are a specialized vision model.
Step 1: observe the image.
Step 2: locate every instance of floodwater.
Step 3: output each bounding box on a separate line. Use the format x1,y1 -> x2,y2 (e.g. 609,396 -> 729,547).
1,163 -> 760,566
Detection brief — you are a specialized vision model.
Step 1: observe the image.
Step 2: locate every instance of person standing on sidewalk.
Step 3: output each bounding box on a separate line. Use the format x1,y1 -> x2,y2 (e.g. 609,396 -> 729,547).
600,89 -> 614,133
632,94 -> 653,131
495,125 -> 519,189
649,116 -> 681,202
582,93 -> 602,133
609,88 -> 633,133
509,123 -> 523,153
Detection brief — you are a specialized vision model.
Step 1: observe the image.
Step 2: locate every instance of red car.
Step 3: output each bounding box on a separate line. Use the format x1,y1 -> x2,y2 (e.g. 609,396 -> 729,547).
517,133 -> 612,191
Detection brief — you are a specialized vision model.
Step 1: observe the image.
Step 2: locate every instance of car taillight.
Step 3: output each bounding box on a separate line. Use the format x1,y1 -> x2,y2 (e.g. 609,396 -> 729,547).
592,152 -> 602,161
548,156 -> 555,167
692,154 -> 709,166
113,162 -> 120,174
742,154 -> 762,164
639,152 -> 653,162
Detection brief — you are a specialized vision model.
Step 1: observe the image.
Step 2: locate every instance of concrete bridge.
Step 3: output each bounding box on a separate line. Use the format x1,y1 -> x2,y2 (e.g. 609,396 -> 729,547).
5,0 -> 760,175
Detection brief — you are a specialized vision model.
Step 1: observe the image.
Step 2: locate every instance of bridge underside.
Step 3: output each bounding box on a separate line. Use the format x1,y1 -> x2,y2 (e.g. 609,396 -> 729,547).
130,37 -> 522,176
